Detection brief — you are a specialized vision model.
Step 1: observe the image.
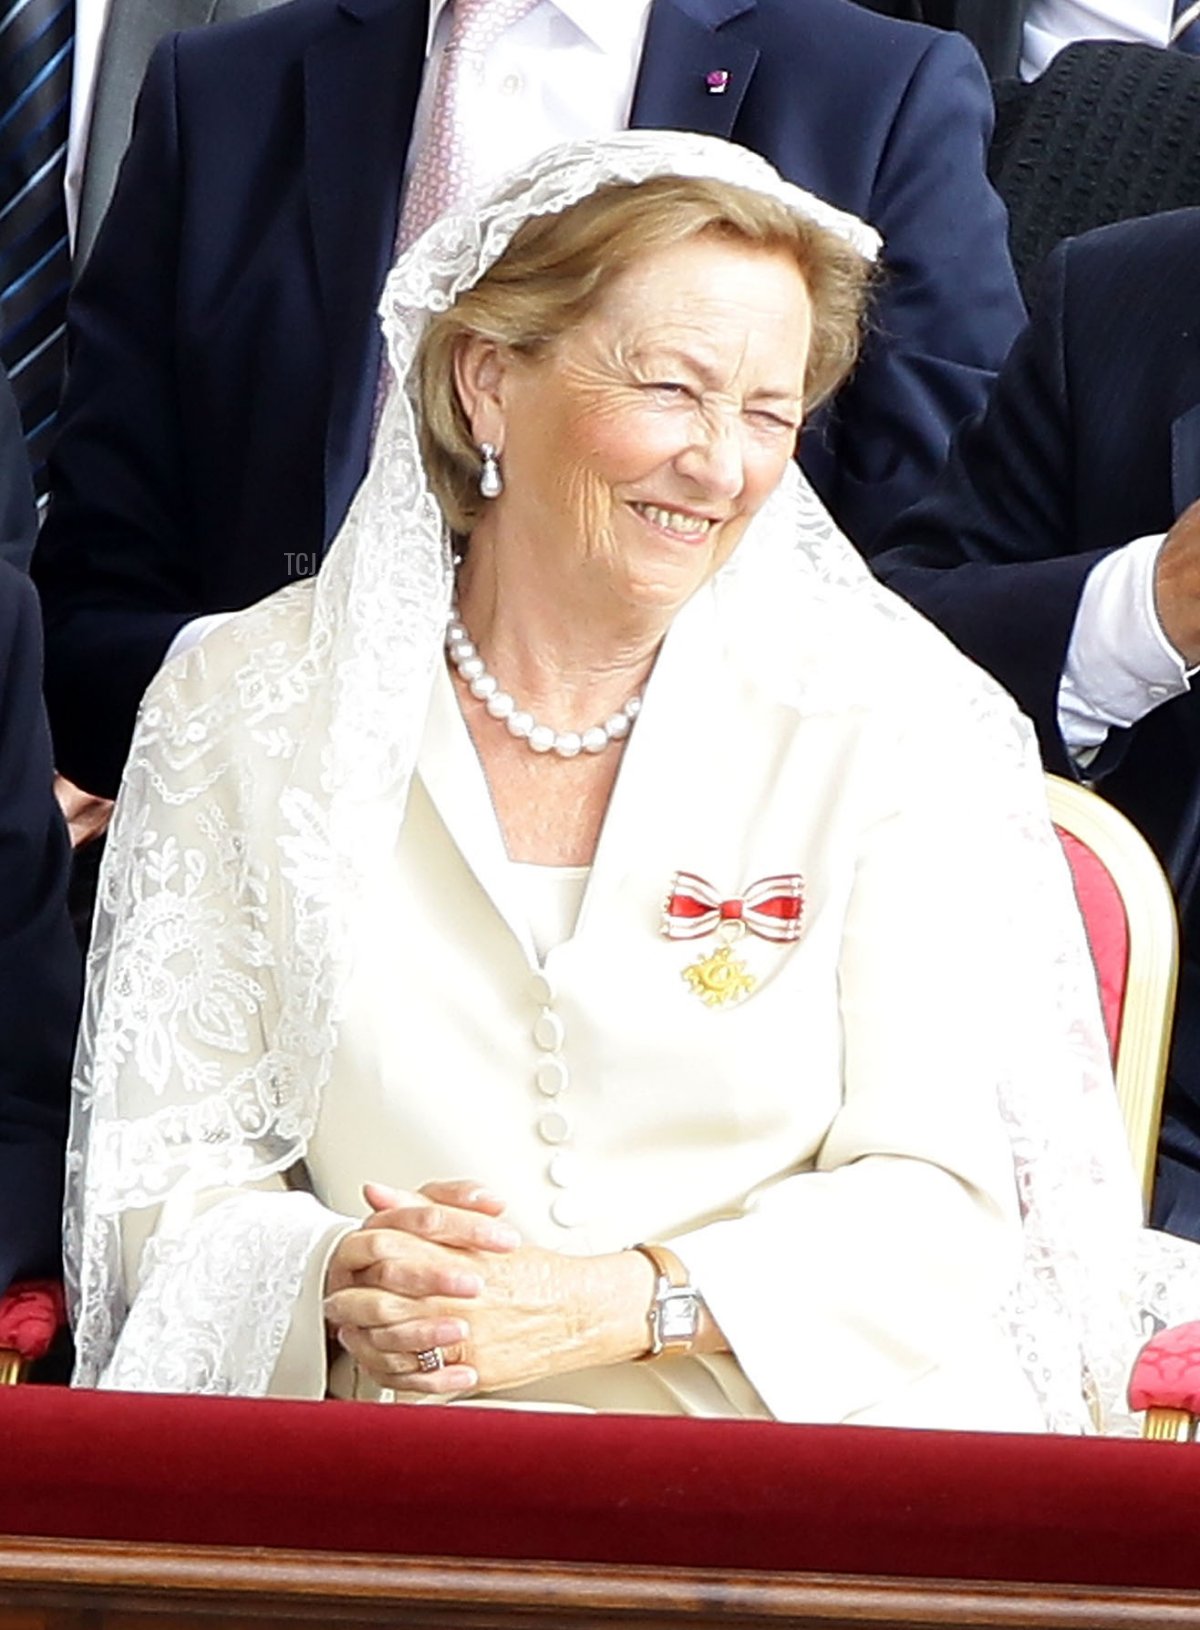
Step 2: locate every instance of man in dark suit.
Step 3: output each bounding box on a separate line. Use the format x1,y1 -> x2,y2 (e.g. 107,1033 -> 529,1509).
0,556 -> 81,1298
871,208 -> 1200,1240
34,0 -> 1025,797
853,0 -> 1028,77
40,0 -> 294,860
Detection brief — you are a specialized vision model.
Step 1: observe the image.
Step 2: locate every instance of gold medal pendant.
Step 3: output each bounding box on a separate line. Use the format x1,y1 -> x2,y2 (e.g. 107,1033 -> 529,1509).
663,869 -> 803,1008
682,924 -> 756,1008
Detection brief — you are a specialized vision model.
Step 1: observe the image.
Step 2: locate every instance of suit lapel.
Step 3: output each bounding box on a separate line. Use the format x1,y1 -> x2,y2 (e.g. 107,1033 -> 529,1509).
1172,402 -> 1200,517
303,0 -> 428,543
630,0 -> 759,138
77,0 -> 218,262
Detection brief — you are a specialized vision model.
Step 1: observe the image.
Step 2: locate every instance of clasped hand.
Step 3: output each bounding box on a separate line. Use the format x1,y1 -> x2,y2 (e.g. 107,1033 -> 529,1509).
324,1179 -> 648,1397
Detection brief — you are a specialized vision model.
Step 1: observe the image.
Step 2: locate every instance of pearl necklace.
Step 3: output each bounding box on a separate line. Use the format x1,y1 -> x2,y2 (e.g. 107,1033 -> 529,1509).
446,612 -> 642,758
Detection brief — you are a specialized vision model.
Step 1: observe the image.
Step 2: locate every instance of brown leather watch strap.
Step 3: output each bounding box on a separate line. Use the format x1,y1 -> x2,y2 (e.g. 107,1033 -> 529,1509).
633,1242 -> 697,1360
633,1242 -> 689,1289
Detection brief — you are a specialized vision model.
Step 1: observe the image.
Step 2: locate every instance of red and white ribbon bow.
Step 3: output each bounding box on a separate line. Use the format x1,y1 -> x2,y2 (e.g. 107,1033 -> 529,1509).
661,871 -> 804,943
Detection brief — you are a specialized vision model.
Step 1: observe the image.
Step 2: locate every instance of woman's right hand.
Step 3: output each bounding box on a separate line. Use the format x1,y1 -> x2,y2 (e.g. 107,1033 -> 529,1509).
324,1178 -> 520,1394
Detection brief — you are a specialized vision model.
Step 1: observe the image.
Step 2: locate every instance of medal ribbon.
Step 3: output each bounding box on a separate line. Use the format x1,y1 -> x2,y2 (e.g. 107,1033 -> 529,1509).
661,871 -> 803,942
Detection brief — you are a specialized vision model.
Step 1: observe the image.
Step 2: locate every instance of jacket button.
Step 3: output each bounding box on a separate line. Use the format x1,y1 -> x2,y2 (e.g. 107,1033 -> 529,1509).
538,1111 -> 571,1145
548,1151 -> 579,1188
534,1057 -> 567,1097
529,971 -> 555,1005
533,1009 -> 565,1051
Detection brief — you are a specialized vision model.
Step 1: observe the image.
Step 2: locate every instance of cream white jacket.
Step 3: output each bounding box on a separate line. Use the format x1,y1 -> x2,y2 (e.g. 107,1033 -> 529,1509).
209,586 -> 1043,1427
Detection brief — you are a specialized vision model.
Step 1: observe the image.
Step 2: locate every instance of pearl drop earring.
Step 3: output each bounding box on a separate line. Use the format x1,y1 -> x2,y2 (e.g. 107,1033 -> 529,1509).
479,443 -> 503,499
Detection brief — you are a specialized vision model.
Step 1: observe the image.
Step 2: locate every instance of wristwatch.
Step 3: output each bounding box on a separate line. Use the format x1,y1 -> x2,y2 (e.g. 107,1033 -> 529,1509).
633,1242 -> 701,1359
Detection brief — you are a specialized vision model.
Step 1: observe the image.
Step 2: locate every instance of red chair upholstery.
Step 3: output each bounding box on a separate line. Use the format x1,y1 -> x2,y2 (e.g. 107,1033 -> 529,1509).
1055,825 -> 1128,1055
1046,773 -> 1177,1207
1129,1320 -> 1200,1441
0,1280 -> 63,1385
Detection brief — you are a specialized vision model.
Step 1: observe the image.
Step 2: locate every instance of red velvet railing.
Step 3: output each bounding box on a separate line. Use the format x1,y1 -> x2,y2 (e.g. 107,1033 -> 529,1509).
2,1388 -> 1200,1593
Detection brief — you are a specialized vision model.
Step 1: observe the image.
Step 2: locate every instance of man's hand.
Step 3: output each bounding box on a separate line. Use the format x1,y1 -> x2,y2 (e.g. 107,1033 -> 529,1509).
1154,498 -> 1200,665
53,775 -> 113,848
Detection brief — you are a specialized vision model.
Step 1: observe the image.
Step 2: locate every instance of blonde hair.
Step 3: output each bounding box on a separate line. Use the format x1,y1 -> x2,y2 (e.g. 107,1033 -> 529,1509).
416,175 -> 874,534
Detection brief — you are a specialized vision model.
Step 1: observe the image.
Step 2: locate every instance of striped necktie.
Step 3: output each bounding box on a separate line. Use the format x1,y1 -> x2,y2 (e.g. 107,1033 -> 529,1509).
372,0 -> 539,438
396,0 -> 540,250
1172,0 -> 1200,53
0,0 -> 73,499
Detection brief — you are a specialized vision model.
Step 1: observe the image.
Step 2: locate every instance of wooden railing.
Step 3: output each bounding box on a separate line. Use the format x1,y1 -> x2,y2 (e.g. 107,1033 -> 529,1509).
6,1535 -> 1200,1627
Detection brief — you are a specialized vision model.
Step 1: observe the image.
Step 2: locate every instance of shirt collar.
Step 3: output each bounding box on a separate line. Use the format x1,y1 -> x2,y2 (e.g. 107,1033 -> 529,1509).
555,0 -> 655,56
426,0 -> 450,54
426,0 -> 654,58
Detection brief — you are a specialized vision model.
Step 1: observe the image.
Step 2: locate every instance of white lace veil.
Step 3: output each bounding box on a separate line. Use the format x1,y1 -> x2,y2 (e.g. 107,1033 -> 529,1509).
64,131 -> 1199,1421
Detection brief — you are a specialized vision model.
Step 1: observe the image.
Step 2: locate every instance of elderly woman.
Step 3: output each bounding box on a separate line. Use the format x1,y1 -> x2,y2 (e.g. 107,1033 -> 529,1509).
66,133 -> 1160,1430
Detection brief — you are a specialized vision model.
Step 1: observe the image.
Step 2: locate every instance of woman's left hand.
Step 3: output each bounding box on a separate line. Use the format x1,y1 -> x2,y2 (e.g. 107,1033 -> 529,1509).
325,1181 -> 654,1395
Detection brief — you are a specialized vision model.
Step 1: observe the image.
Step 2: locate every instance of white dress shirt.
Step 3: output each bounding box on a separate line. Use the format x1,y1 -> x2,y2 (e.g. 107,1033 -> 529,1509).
408,0 -> 653,192
1060,531 -> 1192,759
1022,0 -> 1174,78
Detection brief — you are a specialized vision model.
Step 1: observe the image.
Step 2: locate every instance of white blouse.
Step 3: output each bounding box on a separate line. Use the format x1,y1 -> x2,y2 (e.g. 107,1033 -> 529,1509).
511,862 -> 589,962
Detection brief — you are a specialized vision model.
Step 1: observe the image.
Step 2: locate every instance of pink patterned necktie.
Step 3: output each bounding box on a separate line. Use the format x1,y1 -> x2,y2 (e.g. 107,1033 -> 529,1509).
397,0 -> 541,249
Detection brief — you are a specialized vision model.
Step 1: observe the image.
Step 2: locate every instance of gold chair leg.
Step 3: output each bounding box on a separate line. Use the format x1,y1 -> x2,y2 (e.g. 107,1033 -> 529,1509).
0,1349 -> 26,1386
1142,1406 -> 1196,1441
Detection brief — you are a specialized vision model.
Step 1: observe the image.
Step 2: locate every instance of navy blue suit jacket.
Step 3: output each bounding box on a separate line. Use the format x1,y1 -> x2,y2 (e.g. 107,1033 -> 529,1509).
872,209 -> 1200,1237
853,0 -> 1028,79
34,0 -> 1023,796
0,561 -> 80,1297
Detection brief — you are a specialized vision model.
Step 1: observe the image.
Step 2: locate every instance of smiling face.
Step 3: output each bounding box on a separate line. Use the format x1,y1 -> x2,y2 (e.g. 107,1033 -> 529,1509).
459,234 -> 813,620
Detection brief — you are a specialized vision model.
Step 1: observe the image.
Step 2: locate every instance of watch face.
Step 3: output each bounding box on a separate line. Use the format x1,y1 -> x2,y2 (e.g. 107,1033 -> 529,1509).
660,1287 -> 699,1342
